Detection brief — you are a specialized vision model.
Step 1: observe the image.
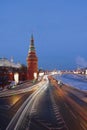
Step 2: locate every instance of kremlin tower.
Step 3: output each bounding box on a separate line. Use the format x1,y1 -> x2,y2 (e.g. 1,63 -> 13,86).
27,35 -> 38,80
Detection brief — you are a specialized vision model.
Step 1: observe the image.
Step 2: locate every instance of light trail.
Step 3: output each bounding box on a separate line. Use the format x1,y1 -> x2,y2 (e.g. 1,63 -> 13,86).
6,80 -> 49,130
0,80 -> 46,97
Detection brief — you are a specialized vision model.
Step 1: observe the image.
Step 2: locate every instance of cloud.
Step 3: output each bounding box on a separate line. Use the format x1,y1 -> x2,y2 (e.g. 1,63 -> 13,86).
76,56 -> 87,68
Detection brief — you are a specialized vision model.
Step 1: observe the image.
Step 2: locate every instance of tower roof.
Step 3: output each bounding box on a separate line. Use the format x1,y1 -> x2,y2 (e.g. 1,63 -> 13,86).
29,35 -> 35,53
27,35 -> 38,60
31,34 -> 34,41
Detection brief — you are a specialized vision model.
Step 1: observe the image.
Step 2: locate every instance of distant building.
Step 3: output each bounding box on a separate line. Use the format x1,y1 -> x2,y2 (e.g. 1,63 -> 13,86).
0,58 -> 27,88
0,57 -> 21,68
27,35 -> 38,80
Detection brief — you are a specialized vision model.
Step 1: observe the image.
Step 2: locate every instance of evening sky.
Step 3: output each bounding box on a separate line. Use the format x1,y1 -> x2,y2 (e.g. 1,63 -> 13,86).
0,0 -> 87,70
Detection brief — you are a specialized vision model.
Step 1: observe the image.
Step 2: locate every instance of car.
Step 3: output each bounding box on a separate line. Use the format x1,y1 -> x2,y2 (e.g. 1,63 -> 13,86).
58,80 -> 63,87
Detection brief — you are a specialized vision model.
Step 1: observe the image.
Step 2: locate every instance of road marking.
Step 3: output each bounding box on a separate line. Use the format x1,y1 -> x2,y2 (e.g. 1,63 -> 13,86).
58,120 -> 65,124
54,109 -> 60,113
53,108 -> 57,110
56,116 -> 62,120
55,113 -> 61,116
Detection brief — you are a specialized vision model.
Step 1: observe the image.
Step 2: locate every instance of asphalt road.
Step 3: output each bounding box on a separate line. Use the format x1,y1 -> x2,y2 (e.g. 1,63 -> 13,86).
0,80 -> 46,130
19,82 -> 68,130
53,86 -> 87,130
11,79 -> 87,130
0,91 -> 33,130
0,78 -> 87,130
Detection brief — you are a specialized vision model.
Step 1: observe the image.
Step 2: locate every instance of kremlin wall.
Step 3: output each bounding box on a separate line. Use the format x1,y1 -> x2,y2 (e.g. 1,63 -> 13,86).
0,35 -> 38,88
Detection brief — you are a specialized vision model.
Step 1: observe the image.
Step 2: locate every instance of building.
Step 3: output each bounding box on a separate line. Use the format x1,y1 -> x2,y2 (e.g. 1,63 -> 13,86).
0,58 -> 22,88
0,35 -> 38,87
0,57 -> 21,68
27,35 -> 38,80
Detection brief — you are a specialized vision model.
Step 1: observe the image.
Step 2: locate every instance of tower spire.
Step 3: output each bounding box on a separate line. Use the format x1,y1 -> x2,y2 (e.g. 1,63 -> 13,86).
31,34 -> 33,40
29,34 -> 35,53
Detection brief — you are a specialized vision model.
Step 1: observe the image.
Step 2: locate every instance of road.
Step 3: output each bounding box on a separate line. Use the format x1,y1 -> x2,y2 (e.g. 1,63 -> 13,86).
0,80 -> 45,130
0,81 -> 40,97
0,93 -> 32,130
6,77 -> 87,130
53,84 -> 87,130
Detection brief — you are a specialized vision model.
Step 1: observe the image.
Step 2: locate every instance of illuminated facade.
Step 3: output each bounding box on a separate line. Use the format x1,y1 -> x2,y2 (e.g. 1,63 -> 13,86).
27,35 -> 38,80
0,58 -> 27,88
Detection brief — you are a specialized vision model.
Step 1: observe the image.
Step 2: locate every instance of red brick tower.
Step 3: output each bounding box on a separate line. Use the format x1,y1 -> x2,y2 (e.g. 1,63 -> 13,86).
27,35 -> 38,80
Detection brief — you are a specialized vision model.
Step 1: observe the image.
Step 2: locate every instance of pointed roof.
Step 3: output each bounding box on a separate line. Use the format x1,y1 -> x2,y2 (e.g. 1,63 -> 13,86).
31,34 -> 34,41
29,35 -> 36,53
27,35 -> 38,60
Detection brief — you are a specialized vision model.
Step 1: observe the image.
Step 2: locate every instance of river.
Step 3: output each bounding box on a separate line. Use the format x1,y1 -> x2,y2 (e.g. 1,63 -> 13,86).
54,74 -> 87,91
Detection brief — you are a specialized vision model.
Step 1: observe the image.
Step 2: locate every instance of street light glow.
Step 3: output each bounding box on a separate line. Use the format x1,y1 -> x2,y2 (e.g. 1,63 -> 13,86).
14,73 -> 19,85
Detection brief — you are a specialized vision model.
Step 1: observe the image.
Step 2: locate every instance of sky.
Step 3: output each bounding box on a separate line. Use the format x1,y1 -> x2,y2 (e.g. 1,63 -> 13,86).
0,0 -> 87,70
